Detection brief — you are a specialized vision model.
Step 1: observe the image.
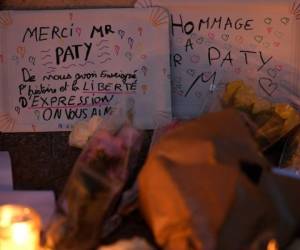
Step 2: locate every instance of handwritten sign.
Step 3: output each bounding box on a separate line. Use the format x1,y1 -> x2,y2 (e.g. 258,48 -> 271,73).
135,0 -> 300,118
0,8 -> 172,132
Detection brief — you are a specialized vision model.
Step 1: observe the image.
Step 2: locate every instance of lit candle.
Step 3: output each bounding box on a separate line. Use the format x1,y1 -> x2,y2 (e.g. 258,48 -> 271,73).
0,204 -> 41,250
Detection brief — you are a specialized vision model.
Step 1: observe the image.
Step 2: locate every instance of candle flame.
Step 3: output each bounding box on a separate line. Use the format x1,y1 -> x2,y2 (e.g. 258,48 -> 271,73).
0,205 -> 41,250
12,222 -> 31,244
0,206 -> 13,227
267,239 -> 279,250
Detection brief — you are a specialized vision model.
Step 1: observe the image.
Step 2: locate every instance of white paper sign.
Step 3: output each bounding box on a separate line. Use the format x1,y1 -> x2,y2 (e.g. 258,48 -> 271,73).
0,8 -> 172,132
135,0 -> 300,119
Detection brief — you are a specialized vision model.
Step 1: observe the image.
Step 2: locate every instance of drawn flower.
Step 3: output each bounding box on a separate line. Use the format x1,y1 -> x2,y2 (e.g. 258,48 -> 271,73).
135,1 -> 169,27
0,113 -> 15,132
0,12 -> 13,27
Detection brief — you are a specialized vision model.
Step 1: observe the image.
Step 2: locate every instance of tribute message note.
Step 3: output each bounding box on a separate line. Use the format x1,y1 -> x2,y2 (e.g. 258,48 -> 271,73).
136,0 -> 300,118
0,8 -> 172,132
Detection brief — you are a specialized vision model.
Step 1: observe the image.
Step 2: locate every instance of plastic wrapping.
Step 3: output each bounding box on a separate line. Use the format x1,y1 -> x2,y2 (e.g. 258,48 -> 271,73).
279,126 -> 300,173
222,80 -> 300,150
98,237 -> 154,250
45,124 -> 143,250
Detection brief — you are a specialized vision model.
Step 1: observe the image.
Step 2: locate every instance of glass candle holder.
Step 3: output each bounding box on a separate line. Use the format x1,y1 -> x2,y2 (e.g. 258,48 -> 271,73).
0,204 -> 41,250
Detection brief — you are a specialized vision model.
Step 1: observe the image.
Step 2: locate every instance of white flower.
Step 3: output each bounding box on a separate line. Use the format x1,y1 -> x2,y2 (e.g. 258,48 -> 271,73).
88,115 -> 102,133
69,116 -> 102,148
99,238 -> 153,250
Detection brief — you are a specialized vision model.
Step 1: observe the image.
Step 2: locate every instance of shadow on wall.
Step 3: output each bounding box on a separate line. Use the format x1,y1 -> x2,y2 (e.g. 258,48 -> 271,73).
0,132 -> 81,196
0,0 -> 135,10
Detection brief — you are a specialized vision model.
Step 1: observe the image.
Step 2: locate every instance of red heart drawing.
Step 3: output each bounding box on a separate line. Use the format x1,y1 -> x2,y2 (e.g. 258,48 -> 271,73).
190,55 -> 200,64
266,27 -> 273,34
208,32 -> 215,40
234,68 -> 241,74
235,35 -> 244,44
273,41 -> 280,47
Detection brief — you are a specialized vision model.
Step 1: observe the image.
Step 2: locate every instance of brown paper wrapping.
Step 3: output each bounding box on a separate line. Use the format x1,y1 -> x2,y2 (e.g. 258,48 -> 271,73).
46,125 -> 143,250
138,110 -> 277,250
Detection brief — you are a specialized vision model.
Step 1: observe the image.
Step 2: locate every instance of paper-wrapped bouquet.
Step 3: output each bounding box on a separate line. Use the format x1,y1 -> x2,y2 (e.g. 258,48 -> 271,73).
46,120 -> 143,250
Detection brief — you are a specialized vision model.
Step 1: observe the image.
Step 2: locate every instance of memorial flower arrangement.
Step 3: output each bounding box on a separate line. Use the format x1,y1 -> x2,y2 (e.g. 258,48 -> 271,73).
45,82 -> 300,250
222,80 -> 300,150
46,114 -> 144,250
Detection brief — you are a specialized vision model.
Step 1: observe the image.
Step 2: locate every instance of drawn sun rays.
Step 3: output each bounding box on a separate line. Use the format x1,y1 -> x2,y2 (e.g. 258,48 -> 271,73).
0,113 -> 15,132
0,12 -> 13,28
290,1 -> 300,20
135,0 -> 153,8
149,7 -> 169,27
135,0 -> 169,27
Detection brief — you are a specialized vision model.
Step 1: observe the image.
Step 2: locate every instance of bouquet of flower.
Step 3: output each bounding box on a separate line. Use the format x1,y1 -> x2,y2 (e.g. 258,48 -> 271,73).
222,80 -> 300,150
46,120 -> 143,250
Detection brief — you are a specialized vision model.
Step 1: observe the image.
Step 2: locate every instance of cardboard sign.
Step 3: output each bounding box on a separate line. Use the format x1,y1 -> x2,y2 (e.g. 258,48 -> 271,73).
135,0 -> 300,118
0,8 -> 172,132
